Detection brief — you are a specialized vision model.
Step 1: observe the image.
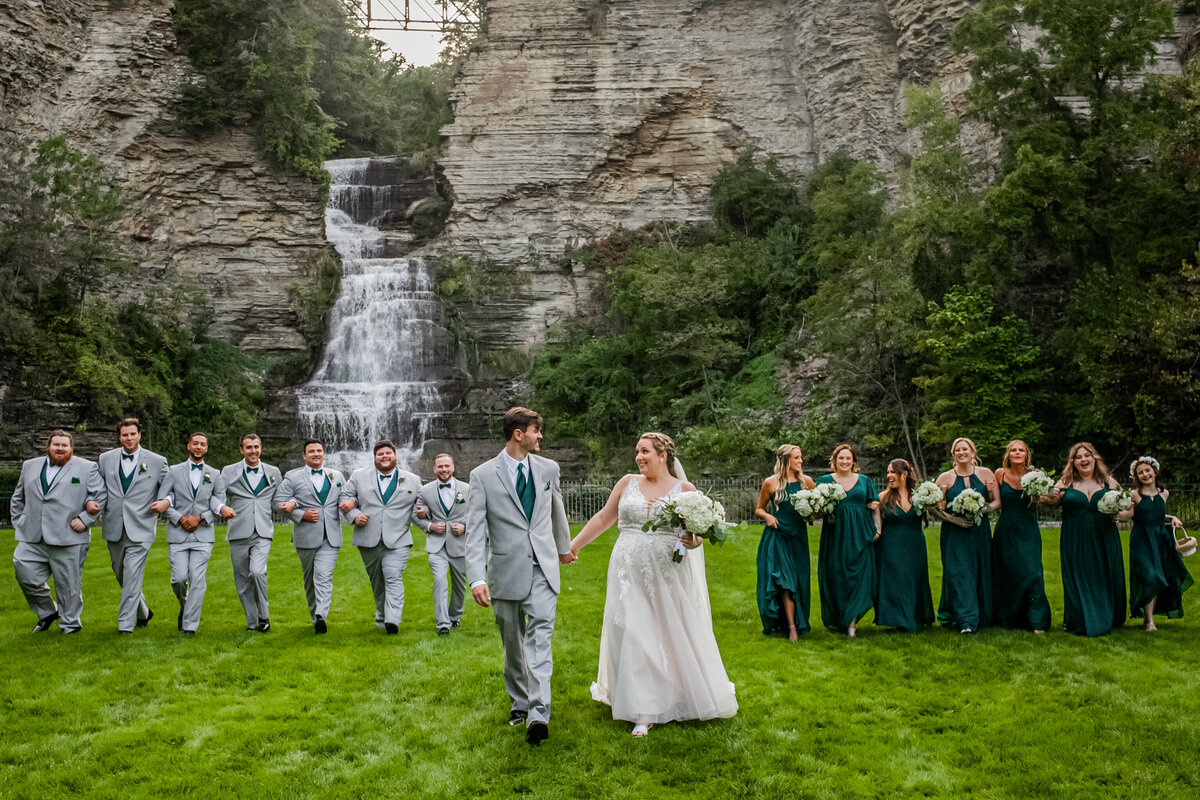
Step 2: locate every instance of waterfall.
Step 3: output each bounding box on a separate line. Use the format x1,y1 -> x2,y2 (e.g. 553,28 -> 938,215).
297,157 -> 449,474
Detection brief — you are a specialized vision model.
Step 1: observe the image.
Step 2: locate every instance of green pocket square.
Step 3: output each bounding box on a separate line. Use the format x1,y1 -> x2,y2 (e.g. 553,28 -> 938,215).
70,477 -> 80,484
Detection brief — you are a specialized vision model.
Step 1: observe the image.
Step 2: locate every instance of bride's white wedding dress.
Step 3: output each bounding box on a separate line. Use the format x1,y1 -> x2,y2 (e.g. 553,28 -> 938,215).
590,476 -> 738,723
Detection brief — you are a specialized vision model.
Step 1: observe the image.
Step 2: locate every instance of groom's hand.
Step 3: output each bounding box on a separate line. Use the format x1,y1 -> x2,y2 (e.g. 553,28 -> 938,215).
558,551 -> 577,565
472,584 -> 491,608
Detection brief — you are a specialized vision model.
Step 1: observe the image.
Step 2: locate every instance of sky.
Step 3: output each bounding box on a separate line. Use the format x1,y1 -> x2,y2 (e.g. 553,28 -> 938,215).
371,28 -> 445,67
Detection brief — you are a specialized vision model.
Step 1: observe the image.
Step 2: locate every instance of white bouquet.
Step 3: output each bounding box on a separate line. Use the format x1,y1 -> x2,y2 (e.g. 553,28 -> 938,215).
911,481 -> 944,514
789,488 -> 817,519
949,488 -> 990,526
1097,488 -> 1132,516
643,489 -> 731,562
1020,470 -> 1054,499
812,482 -> 847,516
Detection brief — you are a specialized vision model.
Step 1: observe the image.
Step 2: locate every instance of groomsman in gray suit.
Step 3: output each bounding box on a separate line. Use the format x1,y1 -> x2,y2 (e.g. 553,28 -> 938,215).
97,418 -> 170,633
157,432 -> 231,635
276,439 -> 344,634
219,433 -> 281,633
466,407 -> 574,746
340,440 -> 422,634
11,430 -> 106,633
415,453 -> 470,635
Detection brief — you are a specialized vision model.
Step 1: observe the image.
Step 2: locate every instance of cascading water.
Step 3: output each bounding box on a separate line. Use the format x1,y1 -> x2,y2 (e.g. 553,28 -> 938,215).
297,157 -> 450,473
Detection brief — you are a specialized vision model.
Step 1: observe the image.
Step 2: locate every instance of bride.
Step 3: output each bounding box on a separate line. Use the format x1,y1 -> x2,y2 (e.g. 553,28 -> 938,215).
569,432 -> 738,737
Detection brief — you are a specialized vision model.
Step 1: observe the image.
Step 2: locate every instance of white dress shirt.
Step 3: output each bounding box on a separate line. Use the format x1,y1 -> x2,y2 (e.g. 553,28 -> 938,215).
120,447 -> 141,478
189,460 -> 206,491
437,477 -> 457,510
44,459 -> 63,487
309,468 -> 327,494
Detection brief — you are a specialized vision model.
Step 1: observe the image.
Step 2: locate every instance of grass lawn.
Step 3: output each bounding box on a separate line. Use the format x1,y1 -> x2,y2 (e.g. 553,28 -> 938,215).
0,522 -> 1197,799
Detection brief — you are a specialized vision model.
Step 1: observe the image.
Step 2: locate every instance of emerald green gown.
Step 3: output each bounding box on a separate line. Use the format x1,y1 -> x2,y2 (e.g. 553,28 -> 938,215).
816,473 -> 876,632
756,481 -> 811,635
873,502 -> 934,632
1060,487 -> 1126,636
938,473 -> 993,632
991,481 -> 1052,631
1128,493 -> 1193,620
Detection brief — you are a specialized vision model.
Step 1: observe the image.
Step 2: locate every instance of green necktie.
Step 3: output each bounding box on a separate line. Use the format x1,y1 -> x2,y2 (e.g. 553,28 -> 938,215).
516,463 -> 535,521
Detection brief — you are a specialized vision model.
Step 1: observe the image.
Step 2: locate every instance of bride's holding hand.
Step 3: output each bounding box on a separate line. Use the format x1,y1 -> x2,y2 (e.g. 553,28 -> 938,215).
570,432 -> 737,738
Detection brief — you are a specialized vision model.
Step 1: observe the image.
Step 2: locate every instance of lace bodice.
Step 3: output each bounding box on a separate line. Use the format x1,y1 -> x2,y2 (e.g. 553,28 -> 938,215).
617,475 -> 683,534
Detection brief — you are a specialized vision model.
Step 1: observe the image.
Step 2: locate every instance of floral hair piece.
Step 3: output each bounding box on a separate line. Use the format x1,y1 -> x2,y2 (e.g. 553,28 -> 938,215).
1129,455 -> 1161,479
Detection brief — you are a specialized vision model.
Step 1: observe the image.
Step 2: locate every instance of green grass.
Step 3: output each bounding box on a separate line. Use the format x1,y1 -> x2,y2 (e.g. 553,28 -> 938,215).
0,523 -> 1197,799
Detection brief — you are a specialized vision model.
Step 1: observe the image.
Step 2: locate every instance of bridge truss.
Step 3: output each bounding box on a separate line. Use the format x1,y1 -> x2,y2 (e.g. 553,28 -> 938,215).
344,0 -> 481,34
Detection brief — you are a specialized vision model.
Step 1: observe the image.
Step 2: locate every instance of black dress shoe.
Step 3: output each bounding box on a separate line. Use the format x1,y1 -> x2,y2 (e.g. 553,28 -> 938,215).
525,721 -> 549,746
258,619 -> 271,633
246,626 -> 257,632
137,609 -> 154,628
181,630 -> 195,636
437,627 -> 450,636
314,615 -> 327,634
450,620 -> 461,628
384,622 -> 399,635
507,710 -> 528,726
118,630 -> 133,635
32,611 -> 60,633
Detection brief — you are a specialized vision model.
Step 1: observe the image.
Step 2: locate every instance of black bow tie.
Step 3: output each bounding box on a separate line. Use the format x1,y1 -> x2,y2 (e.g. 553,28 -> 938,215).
122,453 -> 135,461
247,467 -> 259,473
191,463 -> 204,470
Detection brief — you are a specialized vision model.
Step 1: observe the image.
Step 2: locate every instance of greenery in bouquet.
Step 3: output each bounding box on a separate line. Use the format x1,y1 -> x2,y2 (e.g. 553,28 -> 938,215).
643,489 -> 731,562
948,488 -> 990,526
1019,470 -> 1055,499
911,481 -> 944,514
1097,488 -> 1132,516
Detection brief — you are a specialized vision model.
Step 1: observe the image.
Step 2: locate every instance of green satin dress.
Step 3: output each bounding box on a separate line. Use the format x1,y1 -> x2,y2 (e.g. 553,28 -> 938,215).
816,473 -> 876,632
938,473 -> 993,632
1128,493 -> 1193,619
991,481 -> 1052,631
873,502 -> 934,632
1060,487 -> 1127,636
756,481 -> 812,635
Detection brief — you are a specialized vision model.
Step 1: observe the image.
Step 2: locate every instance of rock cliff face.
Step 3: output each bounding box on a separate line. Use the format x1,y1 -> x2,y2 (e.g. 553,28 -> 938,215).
0,0 -> 329,357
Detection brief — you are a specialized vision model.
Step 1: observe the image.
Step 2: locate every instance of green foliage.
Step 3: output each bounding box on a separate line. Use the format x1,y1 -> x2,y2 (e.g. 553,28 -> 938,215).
287,248 -> 343,353
915,286 -> 1049,465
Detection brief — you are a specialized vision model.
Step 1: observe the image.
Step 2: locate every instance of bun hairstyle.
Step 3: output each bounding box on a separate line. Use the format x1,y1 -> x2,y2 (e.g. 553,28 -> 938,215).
1130,455 -> 1164,491
829,443 -> 860,473
1061,441 -> 1112,488
881,458 -> 918,510
950,437 -> 980,466
639,432 -> 678,478
771,444 -> 815,505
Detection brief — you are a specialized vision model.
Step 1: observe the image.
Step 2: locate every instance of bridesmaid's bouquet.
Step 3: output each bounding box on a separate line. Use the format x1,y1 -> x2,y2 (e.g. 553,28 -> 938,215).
643,490 -> 731,562
911,481 -> 944,514
1020,470 -> 1054,499
789,489 -> 818,519
1097,488 -> 1132,516
813,482 -> 847,515
948,489 -> 990,525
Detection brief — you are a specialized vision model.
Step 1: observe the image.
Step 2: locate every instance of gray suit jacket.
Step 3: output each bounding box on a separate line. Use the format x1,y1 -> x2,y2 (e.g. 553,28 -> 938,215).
221,460 -> 281,541
158,461 -> 227,544
341,467 -> 422,549
416,478 -> 470,557
11,455 -> 105,546
465,453 -> 571,600
98,447 -> 169,544
275,466 -> 345,548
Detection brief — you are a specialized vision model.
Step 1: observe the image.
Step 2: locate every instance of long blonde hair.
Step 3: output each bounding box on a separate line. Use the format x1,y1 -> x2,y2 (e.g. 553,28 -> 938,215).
951,437 -> 980,467
1001,439 -> 1038,472
772,444 -> 814,506
638,432 -> 678,478
1061,442 -> 1111,487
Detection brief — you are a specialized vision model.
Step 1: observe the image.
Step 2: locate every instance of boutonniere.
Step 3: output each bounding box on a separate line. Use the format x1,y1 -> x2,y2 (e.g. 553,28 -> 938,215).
139,463 -> 147,474
203,473 -> 212,484
336,481 -> 342,487
455,492 -> 465,504
70,476 -> 80,484
269,476 -> 276,485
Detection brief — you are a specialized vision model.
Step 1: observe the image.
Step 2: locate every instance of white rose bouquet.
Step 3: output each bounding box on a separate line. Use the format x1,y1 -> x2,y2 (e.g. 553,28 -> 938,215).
789,489 -> 817,519
812,482 -> 847,516
911,481 -> 944,514
948,488 -> 990,526
1097,488 -> 1132,516
1019,470 -> 1054,499
643,490 -> 731,563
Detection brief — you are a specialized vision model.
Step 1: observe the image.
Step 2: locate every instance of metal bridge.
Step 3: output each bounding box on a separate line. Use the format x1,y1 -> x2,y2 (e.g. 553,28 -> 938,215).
344,0 -> 481,33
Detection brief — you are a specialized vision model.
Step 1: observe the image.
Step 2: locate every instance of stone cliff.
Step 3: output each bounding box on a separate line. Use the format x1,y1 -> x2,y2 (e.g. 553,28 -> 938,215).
0,0 -> 329,358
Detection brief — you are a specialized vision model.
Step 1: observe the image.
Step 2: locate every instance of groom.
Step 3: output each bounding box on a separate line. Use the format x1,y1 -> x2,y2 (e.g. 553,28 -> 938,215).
466,407 -> 574,746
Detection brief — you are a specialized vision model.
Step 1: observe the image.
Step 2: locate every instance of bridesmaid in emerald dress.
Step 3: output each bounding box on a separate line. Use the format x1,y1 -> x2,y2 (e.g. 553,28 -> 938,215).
1049,442 -> 1127,637
754,445 -> 816,641
991,440 -> 1053,633
1127,456 -> 1193,630
873,459 -> 934,633
935,437 -> 999,634
816,444 -> 881,638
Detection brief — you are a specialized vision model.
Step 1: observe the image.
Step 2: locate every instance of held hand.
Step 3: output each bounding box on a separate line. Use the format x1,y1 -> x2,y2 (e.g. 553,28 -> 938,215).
472,584 -> 491,608
873,529 -> 881,541
220,506 -> 236,520
338,499 -> 355,513
451,523 -> 465,536
429,522 -> 447,534
180,515 -> 200,532
868,500 -> 880,511
559,551 -> 578,565
353,513 -> 369,527
301,508 -> 320,523
680,533 -> 702,550
85,500 -> 101,515
280,500 -> 297,514
150,499 -> 170,514
415,505 -> 428,520
69,518 -> 87,533
987,479 -> 997,492
763,513 -> 779,529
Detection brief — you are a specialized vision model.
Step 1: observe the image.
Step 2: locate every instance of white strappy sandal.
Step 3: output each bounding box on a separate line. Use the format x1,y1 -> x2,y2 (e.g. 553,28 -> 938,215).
631,723 -> 653,738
